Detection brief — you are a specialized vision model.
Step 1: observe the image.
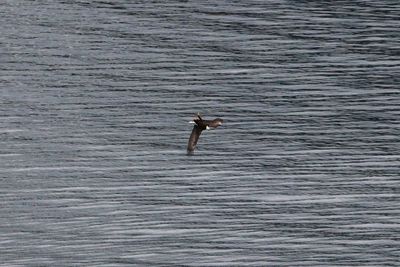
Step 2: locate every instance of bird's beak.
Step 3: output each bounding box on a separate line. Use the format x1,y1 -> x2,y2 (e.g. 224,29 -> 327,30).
188,121 -> 195,124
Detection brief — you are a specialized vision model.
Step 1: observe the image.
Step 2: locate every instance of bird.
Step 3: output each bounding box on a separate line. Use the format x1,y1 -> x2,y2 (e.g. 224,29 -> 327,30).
187,113 -> 223,154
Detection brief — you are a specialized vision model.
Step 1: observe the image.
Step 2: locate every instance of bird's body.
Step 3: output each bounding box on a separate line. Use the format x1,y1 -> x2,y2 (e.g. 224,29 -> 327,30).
187,114 -> 223,154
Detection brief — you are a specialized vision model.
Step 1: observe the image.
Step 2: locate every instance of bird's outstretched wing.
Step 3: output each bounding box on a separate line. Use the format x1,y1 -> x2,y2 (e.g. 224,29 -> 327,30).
187,125 -> 203,153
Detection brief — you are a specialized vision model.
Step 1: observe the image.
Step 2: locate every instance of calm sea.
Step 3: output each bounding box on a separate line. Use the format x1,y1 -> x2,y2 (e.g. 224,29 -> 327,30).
1,1 -> 399,266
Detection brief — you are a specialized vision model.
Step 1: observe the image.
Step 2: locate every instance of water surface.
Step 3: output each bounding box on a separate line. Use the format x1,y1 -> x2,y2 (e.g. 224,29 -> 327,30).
1,1 -> 399,266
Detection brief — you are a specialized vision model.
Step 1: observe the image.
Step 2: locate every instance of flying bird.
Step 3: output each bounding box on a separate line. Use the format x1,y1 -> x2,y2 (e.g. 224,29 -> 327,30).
187,113 -> 223,154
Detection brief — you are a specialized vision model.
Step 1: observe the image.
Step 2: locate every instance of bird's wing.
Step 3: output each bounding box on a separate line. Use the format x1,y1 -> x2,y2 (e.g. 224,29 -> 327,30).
197,113 -> 203,121
187,125 -> 203,152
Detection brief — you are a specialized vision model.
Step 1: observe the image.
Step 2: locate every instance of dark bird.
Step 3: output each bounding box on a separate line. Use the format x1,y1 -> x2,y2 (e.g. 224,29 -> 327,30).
187,113 -> 223,154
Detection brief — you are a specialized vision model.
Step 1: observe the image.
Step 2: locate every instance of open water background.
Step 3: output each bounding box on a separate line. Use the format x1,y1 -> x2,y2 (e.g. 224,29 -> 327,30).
1,1 -> 399,266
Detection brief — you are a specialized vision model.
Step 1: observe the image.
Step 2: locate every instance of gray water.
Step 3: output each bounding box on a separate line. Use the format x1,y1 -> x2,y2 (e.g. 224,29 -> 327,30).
1,1 -> 399,266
